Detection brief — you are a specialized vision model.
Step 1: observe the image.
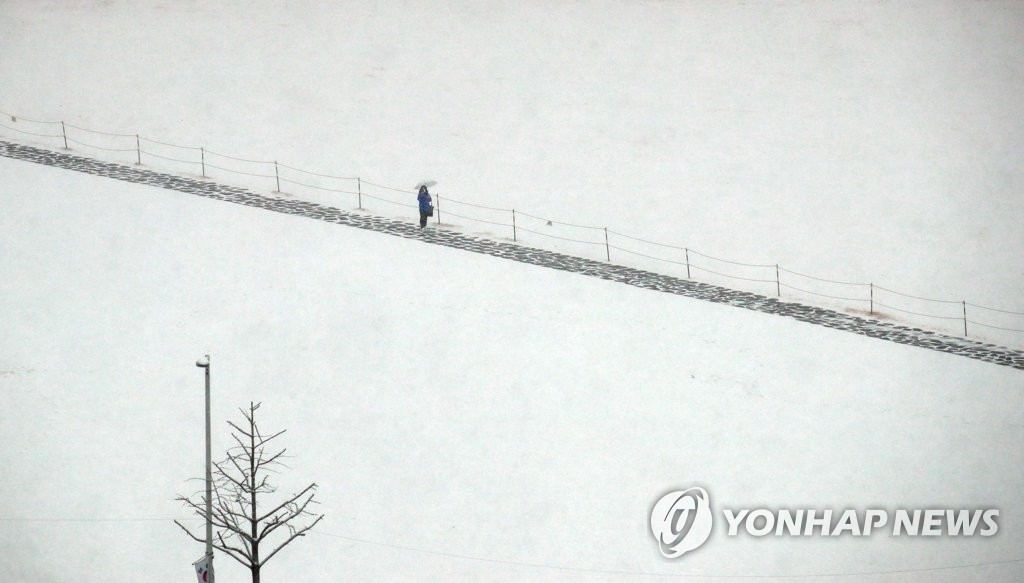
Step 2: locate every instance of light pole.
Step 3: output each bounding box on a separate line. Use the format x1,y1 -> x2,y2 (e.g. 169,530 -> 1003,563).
195,355 -> 215,583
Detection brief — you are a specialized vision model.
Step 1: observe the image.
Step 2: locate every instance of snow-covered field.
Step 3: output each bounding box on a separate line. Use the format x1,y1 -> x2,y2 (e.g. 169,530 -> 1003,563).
1,1 -> 1022,581
2,0 -> 1022,345
2,157 -> 1021,582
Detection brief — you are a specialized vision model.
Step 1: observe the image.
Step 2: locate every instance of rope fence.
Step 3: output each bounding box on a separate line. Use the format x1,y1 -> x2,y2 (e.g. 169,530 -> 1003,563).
141,149 -> 201,166
779,283 -> 872,304
2,110 -> 1022,345
138,135 -> 200,150
875,285 -> 964,305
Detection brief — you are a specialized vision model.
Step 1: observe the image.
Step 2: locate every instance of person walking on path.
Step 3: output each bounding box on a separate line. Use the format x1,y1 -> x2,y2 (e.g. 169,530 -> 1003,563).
417,185 -> 433,229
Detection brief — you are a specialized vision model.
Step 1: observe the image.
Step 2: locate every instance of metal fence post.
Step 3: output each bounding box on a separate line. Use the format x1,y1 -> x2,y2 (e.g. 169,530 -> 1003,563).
357,177 -> 363,209
604,228 -> 610,261
61,121 -> 68,149
274,161 -> 281,192
201,147 -> 206,178
436,194 -> 441,224
512,209 -> 517,241
685,248 -> 691,279
135,134 -> 141,165
775,264 -> 781,297
870,283 -> 874,315
962,301 -> 968,337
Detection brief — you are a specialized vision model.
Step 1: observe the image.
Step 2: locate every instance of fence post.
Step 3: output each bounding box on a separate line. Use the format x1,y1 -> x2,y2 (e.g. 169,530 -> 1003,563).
604,228 -> 611,261
61,121 -> 68,150
274,161 -> 281,193
436,194 -> 441,224
870,283 -> 874,315
685,248 -> 691,279
357,178 -> 363,209
512,209 -> 517,242
775,264 -> 781,297
135,134 -> 141,165
200,147 -> 206,178
962,301 -> 968,337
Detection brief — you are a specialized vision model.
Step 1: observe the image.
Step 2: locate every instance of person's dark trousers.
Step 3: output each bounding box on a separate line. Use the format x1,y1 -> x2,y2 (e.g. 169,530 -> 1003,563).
419,211 -> 428,228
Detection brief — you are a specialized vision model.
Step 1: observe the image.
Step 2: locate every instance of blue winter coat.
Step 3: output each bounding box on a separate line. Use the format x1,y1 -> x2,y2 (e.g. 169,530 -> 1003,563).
418,190 -> 432,212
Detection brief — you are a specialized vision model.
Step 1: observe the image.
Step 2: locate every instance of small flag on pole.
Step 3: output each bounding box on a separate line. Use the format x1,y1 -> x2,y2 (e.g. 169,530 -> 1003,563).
193,554 -> 211,583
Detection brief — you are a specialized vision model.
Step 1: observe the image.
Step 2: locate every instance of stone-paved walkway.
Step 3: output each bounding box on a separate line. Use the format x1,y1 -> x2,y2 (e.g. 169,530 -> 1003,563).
4,139 -> 1023,371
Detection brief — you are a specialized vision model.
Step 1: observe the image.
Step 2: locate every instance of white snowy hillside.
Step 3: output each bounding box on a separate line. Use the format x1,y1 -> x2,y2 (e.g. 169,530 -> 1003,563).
1,1 -> 1022,582
2,156 -> 1022,582
1,0 -> 1022,345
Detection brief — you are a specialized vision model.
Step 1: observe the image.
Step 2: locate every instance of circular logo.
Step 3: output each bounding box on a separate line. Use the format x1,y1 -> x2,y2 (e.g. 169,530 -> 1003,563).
650,487 -> 713,558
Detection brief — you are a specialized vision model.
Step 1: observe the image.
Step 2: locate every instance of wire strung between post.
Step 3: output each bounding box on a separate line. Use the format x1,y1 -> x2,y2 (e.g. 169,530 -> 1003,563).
278,177 -> 359,195
779,283 -> 871,303
689,264 -> 777,284
359,191 -> 413,207
203,148 -> 275,165
873,302 -> 964,320
874,285 -> 963,304
516,210 -> 604,230
0,110 -> 63,125
0,123 -> 64,139
438,196 -> 511,212
66,137 -> 138,153
203,163 -> 277,179
966,320 -> 1024,333
360,192 -> 417,208
64,123 -> 136,138
607,229 -> 687,251
140,149 -> 202,165
360,179 -> 416,194
778,267 -> 870,286
440,209 -> 512,227
965,302 -> 1024,316
138,136 -> 202,150
608,245 -> 689,267
515,226 -> 606,245
687,248 -> 776,269
276,162 -> 358,181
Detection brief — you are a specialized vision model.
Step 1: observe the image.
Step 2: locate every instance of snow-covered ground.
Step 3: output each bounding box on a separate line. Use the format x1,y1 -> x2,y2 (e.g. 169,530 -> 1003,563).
2,157 -> 1021,582
1,1 -> 1022,581
2,0 -> 1022,345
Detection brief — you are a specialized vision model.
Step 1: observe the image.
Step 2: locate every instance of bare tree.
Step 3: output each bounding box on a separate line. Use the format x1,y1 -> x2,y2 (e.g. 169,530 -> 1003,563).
176,402 -> 324,583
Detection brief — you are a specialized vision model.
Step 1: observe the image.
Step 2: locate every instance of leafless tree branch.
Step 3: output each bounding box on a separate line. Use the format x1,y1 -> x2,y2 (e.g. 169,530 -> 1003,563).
260,513 -> 325,567
174,520 -> 206,545
174,402 -> 324,583
215,531 -> 253,567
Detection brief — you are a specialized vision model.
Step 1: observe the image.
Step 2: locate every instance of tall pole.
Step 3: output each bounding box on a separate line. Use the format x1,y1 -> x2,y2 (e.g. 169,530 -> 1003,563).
196,355 -> 215,583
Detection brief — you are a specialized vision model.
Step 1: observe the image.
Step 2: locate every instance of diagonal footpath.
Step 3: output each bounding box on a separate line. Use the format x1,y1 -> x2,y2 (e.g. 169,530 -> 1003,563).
3,139 -> 1023,371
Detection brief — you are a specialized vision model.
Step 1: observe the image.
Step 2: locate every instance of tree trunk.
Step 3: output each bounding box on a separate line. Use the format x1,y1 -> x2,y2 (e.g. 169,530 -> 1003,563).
250,402 -> 260,583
